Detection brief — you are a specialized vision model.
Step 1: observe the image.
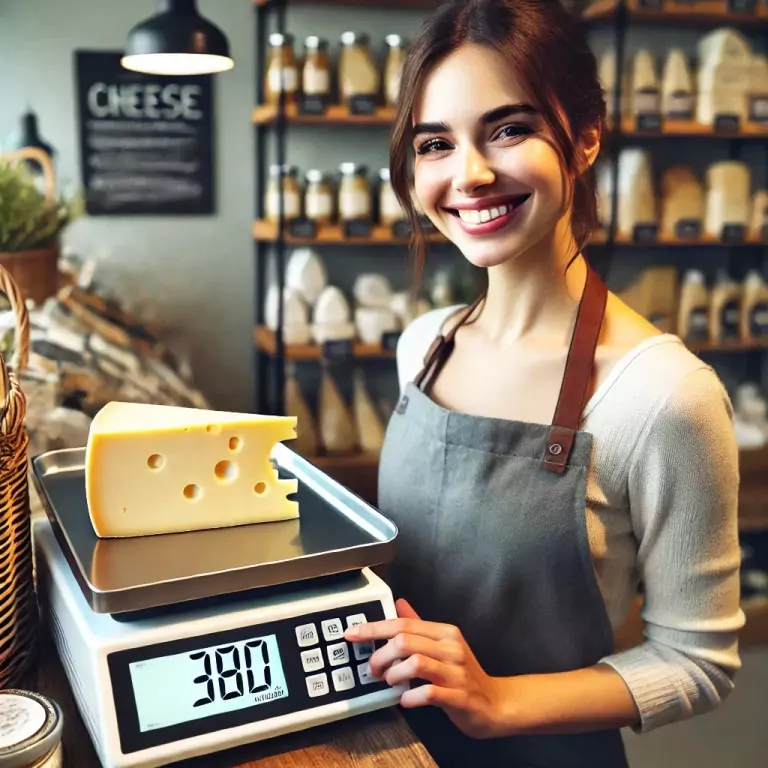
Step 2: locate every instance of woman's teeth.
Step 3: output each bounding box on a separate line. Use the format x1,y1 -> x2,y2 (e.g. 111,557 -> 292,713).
457,205 -> 509,224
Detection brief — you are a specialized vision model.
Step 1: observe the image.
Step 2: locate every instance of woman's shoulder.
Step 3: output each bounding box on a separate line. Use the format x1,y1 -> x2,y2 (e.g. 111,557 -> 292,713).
395,304 -> 467,391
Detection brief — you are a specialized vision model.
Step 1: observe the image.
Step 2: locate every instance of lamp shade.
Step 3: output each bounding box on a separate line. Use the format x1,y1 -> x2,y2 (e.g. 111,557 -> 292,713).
121,0 -> 234,76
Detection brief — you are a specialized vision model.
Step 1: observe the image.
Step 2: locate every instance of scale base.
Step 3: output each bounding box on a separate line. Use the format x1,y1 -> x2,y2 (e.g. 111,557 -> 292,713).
34,517 -> 406,768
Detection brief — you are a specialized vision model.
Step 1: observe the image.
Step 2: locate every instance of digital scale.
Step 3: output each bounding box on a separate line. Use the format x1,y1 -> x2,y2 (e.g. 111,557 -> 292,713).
31,444 -> 406,768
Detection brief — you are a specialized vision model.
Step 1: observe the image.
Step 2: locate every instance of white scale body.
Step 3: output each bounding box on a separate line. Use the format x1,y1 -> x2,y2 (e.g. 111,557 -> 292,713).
31,445 -> 406,768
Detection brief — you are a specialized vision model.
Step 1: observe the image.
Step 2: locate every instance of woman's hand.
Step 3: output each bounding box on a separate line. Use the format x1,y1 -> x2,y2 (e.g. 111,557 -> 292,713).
344,598 -> 507,739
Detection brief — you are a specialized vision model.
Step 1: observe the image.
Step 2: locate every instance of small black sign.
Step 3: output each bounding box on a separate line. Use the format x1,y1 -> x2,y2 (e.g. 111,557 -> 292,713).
714,114 -> 740,133
349,95 -> 378,116
749,96 -> 768,124
343,219 -> 372,238
675,219 -> 702,240
722,224 -> 746,244
392,219 -> 412,239
720,300 -> 741,341
685,308 -> 710,344
321,338 -> 354,361
382,331 -> 401,351
74,49 -> 214,216
727,0 -> 756,13
633,223 -> 658,244
636,113 -> 662,133
288,217 -> 317,239
419,215 -> 438,234
638,0 -> 662,8
298,94 -> 328,116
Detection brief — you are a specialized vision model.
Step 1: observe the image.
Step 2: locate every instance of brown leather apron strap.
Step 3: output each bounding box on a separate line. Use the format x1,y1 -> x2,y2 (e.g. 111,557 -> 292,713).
541,266 -> 607,474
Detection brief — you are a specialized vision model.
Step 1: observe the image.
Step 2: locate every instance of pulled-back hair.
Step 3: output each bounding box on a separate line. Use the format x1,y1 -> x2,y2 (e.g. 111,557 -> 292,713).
390,0 -> 606,286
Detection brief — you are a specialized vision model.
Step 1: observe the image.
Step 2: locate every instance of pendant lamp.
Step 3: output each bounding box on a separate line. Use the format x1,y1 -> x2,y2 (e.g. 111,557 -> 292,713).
122,0 -> 234,76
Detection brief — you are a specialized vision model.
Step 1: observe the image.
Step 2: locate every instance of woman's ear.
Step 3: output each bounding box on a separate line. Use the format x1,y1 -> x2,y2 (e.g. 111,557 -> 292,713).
579,124 -> 602,171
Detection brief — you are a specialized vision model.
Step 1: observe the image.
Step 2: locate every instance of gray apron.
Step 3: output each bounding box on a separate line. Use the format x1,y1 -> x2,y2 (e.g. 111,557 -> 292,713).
378,266 -> 630,768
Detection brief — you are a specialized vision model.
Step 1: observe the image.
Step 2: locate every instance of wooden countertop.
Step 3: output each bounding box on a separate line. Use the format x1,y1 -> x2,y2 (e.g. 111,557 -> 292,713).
27,633 -> 437,768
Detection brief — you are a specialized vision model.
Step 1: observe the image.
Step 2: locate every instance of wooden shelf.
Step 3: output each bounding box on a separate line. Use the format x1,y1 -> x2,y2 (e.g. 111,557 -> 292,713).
619,116 -> 768,139
255,325 -> 396,361
584,0 -> 768,26
253,219 -> 445,246
688,339 -> 768,354
254,0 -> 439,6
253,104 -> 396,126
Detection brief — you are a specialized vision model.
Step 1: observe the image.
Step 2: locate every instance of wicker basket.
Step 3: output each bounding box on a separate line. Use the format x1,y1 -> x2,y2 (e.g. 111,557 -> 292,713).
0,262 -> 38,689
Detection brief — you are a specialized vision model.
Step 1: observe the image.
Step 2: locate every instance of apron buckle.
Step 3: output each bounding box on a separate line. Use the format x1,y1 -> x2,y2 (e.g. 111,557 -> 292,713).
541,427 -> 575,474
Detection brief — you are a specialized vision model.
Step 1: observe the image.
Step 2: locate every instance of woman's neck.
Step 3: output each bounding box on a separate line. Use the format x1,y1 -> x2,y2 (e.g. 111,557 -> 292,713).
473,220 -> 587,346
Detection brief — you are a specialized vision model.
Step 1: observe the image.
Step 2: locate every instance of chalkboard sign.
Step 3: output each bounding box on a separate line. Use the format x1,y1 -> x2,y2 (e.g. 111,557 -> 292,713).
75,50 -> 214,216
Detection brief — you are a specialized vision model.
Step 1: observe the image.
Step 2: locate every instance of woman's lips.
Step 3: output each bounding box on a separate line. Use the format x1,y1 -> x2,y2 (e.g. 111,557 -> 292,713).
445,194 -> 531,236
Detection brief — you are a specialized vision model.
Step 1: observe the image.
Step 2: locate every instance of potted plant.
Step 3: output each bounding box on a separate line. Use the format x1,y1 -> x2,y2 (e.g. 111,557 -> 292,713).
0,147 -> 82,305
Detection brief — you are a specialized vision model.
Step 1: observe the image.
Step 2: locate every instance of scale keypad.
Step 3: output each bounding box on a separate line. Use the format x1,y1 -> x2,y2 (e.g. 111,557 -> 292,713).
295,612 -> 375,698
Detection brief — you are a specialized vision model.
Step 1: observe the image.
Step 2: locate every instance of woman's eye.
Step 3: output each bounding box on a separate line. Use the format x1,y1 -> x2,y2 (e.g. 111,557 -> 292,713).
416,138 -> 452,155
495,124 -> 533,141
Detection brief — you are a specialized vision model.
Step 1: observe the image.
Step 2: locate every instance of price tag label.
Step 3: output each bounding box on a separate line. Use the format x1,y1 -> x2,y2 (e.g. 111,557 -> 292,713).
298,94 -> 328,116
322,338 -> 354,361
349,95 -> 378,116
749,96 -> 768,124
632,223 -> 658,244
674,219 -> 702,240
638,0 -> 662,7
343,219 -> 373,239
727,0 -> 756,13
392,219 -> 412,239
721,224 -> 746,244
381,331 -> 401,351
288,217 -> 317,239
636,113 -> 662,133
714,114 -> 740,134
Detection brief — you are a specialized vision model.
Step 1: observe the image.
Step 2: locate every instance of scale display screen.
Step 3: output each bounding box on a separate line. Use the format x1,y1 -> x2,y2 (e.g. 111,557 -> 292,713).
128,634 -> 288,732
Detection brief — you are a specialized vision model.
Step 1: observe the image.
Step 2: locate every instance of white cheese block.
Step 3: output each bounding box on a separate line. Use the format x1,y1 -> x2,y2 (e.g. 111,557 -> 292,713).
599,149 -> 656,237
661,49 -> 695,118
697,29 -> 753,125
631,49 -> 660,116
313,285 -> 351,325
286,248 -> 327,306
660,166 -> 704,237
85,401 -> 299,538
355,307 -> 398,345
698,28 -> 752,66
310,321 -> 357,345
705,161 -> 751,236
265,285 -> 310,344
353,273 -> 393,309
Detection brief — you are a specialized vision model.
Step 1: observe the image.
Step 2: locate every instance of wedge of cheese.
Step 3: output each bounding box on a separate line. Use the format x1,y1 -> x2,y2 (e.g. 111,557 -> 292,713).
705,161 -> 751,237
85,401 -> 299,538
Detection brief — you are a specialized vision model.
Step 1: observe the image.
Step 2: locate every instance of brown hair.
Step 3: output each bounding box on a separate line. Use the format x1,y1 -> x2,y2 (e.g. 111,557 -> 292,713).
390,0 -> 606,289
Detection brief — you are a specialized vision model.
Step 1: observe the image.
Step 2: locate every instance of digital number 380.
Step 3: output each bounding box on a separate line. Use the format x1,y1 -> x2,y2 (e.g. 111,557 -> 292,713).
190,640 -> 271,707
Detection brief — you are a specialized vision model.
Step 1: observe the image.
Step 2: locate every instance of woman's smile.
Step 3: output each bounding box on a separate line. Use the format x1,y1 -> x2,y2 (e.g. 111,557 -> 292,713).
442,193 -> 533,236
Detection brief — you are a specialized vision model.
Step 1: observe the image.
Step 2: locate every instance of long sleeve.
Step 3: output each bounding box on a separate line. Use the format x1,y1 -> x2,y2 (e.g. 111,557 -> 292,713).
599,366 -> 746,733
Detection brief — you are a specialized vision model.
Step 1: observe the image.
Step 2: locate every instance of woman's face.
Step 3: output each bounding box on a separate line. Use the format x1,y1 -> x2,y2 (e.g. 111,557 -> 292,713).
412,44 -> 572,270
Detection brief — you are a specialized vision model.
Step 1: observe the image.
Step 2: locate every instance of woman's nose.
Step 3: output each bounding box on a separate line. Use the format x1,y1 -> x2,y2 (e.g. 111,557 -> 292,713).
452,147 -> 495,195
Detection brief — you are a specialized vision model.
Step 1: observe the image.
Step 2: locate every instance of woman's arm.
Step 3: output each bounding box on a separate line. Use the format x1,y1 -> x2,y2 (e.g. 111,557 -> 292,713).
347,366 -> 744,739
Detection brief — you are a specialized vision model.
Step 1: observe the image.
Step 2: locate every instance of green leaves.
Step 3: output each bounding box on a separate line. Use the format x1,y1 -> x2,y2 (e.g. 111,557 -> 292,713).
0,160 -> 81,252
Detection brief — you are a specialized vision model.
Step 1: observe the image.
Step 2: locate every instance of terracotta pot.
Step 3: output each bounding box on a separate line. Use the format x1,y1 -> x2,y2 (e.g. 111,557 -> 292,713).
0,243 -> 60,305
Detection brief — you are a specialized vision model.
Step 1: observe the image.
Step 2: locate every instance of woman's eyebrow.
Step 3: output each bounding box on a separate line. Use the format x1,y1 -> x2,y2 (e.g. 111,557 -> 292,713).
412,102 -> 538,139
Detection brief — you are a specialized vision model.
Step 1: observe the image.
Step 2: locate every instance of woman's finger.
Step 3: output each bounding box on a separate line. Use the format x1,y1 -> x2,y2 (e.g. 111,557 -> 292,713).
400,684 -> 468,711
369,633 -> 464,677
345,617 -> 460,643
384,653 -> 464,689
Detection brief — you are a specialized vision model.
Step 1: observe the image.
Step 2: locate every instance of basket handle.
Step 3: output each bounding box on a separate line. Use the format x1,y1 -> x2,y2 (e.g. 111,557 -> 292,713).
0,264 -> 30,373
1,146 -> 56,205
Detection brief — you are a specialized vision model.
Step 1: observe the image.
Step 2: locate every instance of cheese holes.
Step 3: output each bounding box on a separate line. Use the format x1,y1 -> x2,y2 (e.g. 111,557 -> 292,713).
215,460 -> 238,482
147,454 -> 164,470
206,424 -> 221,435
183,484 -> 202,501
254,482 -> 267,495
229,436 -> 242,452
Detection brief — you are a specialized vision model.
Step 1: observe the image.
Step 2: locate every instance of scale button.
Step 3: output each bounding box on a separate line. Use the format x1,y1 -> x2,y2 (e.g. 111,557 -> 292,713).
296,623 -> 319,648
301,648 -> 325,673
327,642 -> 350,667
357,662 -> 375,685
353,640 -> 374,661
332,667 -> 355,692
306,673 -> 329,698
321,618 -> 344,642
346,613 -> 367,628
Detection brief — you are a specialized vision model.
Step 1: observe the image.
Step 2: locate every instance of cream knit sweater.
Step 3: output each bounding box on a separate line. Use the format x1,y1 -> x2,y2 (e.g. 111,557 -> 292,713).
396,307 -> 745,733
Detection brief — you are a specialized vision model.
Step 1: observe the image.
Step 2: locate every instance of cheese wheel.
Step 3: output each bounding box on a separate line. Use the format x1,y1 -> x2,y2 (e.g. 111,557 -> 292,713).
85,402 -> 299,538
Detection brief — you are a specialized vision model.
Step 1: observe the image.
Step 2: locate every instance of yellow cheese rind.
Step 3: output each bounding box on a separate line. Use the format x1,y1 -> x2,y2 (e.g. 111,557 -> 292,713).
85,401 -> 299,538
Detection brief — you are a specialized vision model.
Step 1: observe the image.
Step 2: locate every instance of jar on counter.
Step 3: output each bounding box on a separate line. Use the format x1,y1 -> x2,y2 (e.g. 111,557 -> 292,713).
265,33 -> 298,105
301,37 -> 332,100
0,690 -> 64,768
378,168 -> 405,225
384,35 -> 407,107
304,170 -> 335,225
338,163 -> 372,222
265,165 -> 302,222
338,32 -> 381,106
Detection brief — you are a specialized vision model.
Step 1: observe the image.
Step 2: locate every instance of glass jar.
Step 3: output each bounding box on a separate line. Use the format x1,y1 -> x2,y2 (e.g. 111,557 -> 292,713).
0,690 -> 64,768
338,32 -> 381,105
384,35 -> 407,107
378,168 -> 405,225
304,170 -> 335,225
265,33 -> 298,106
302,37 -> 331,99
265,165 -> 301,222
338,163 -> 371,222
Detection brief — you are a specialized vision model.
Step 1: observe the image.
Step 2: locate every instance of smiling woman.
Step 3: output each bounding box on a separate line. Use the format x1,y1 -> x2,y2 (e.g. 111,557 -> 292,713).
353,2 -> 745,768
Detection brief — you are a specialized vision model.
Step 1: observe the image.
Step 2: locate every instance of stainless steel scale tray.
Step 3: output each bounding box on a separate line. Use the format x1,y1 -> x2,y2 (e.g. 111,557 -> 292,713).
31,444 -> 397,615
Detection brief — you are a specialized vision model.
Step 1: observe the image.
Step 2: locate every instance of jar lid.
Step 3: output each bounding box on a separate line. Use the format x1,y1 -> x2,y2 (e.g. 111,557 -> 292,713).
304,36 -> 328,50
270,164 -> 298,177
305,169 -> 330,184
269,32 -> 294,47
0,690 -> 63,768
340,162 -> 368,176
385,34 -> 406,48
341,31 -> 369,47
379,168 -> 392,182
